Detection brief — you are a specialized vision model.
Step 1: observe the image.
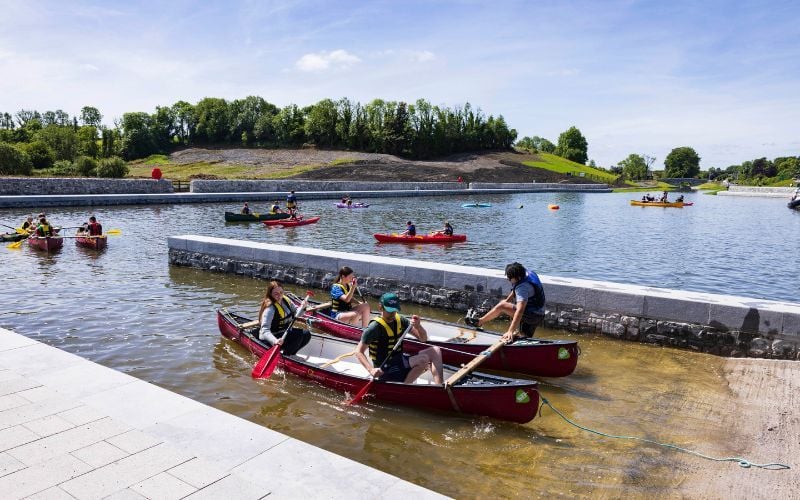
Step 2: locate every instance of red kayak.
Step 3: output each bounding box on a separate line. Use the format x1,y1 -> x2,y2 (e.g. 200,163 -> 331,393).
278,216 -> 320,227
218,309 -> 539,423
75,234 -> 108,250
374,233 -> 467,243
287,294 -> 579,377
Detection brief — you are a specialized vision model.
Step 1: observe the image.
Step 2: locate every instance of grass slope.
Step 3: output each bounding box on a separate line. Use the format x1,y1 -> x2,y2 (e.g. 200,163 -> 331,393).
522,153 -> 619,183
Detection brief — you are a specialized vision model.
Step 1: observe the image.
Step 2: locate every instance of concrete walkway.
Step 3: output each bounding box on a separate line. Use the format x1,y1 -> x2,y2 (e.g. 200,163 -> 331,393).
0,328 -> 445,499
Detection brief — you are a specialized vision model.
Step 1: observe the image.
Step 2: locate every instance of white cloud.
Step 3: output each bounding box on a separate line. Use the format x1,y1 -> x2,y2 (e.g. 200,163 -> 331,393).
408,50 -> 435,63
295,49 -> 361,72
80,63 -> 100,72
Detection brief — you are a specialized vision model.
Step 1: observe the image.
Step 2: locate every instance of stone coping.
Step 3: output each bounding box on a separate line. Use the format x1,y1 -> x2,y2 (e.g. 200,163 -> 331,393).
0,327 -> 444,499
168,236 -> 800,342
0,185 -> 610,208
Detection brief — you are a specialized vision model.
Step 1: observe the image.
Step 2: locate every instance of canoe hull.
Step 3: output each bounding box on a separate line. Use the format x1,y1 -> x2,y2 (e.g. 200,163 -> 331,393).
292,295 -> 579,377
218,309 -> 540,424
374,233 -> 467,244
1,232 -> 27,242
630,200 -> 684,207
75,235 -> 107,250
278,216 -> 320,227
224,212 -> 291,222
27,236 -> 64,252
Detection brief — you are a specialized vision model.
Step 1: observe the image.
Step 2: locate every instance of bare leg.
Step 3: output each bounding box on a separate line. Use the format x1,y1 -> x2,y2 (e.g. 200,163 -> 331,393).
336,311 -> 359,326
354,302 -> 370,327
405,347 -> 443,384
478,301 -> 515,327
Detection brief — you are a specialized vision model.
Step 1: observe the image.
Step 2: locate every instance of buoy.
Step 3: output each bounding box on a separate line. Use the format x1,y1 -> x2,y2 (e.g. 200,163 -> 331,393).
518,205 -> 524,209
548,204 -> 559,210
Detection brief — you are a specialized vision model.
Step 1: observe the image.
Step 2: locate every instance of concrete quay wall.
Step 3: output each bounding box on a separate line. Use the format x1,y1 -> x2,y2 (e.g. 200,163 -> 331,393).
167,236 -> 800,360
718,186 -> 796,198
0,178 -> 174,195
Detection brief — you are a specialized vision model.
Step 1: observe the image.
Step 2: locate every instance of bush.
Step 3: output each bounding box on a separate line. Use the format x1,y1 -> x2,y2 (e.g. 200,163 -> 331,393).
52,160 -> 78,176
96,156 -> 128,178
0,142 -> 33,175
75,156 -> 98,176
22,141 -> 55,169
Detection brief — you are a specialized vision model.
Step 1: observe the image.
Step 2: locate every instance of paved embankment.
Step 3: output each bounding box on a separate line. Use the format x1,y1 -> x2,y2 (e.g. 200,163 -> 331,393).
718,186 -> 796,198
0,328 -> 445,499
168,236 -> 800,360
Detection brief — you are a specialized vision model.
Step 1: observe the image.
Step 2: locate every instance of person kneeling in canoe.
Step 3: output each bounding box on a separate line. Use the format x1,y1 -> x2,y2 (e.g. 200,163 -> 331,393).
330,266 -> 370,327
258,281 -> 311,356
465,262 -> 546,343
355,293 -> 443,384
241,202 -> 251,215
34,216 -> 55,237
78,216 -> 103,236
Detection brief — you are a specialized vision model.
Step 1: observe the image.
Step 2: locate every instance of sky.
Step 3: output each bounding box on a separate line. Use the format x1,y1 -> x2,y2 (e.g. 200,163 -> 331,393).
1,0 -> 799,168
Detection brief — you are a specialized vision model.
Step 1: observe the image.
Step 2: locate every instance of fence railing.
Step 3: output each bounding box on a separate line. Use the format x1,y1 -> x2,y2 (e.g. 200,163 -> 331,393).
172,180 -> 190,192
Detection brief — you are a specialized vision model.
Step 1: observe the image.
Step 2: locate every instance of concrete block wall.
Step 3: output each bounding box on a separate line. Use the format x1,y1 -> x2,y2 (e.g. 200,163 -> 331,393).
468,182 -> 610,191
719,186 -> 796,198
167,236 -> 800,360
190,179 -> 467,193
0,178 -> 174,195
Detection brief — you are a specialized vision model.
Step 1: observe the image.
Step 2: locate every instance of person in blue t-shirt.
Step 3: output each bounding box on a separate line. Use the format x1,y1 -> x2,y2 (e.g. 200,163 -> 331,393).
464,262 -> 546,342
286,190 -> 298,218
400,221 -> 416,237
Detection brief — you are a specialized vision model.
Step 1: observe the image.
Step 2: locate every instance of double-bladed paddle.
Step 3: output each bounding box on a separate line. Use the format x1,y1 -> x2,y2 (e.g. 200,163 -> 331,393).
252,291 -> 313,380
346,316 -> 415,405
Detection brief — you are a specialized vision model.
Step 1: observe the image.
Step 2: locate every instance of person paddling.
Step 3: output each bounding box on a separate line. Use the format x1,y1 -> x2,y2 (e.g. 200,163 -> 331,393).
34,216 -> 54,237
400,221 -> 416,237
78,216 -> 103,236
258,280 -> 311,356
433,221 -> 453,236
241,202 -> 252,215
21,216 -> 34,232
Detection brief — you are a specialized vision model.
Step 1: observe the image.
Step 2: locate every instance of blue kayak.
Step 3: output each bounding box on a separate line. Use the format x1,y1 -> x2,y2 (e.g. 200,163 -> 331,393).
462,203 -> 492,208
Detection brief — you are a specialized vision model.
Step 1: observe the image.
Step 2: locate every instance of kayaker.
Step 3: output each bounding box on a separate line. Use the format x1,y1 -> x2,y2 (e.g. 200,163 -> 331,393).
269,201 -> 284,215
400,221 -> 416,237
660,191 -> 669,203
286,190 -> 298,217
78,216 -> 103,236
21,216 -> 35,232
257,280 -> 311,356
34,216 -> 54,237
330,266 -> 370,327
465,262 -> 546,342
355,293 -> 443,384
433,221 -> 453,236
241,202 -> 251,215
676,195 -> 685,203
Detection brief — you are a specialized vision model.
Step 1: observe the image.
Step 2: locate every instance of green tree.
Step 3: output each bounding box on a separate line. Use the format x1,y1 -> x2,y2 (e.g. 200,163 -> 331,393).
120,112 -> 157,160
618,153 -> 648,180
96,156 -> 128,178
194,97 -> 230,143
75,156 -> 98,176
555,126 -> 588,164
79,106 -> 102,128
76,126 -> 100,158
35,125 -> 77,161
0,143 -> 33,175
272,105 -> 306,145
304,98 -> 339,147
21,141 -> 55,169
664,147 -> 701,178
171,101 -> 195,145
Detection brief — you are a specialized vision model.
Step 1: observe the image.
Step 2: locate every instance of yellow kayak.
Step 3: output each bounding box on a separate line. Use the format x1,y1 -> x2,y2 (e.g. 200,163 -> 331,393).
630,200 -> 684,207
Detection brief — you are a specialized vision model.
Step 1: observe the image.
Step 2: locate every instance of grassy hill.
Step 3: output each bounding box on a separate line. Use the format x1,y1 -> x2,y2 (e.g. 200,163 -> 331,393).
521,153 -> 619,183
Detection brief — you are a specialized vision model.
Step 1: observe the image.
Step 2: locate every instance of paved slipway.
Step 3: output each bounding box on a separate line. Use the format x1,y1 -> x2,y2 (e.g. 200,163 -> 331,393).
676,359 -> 798,498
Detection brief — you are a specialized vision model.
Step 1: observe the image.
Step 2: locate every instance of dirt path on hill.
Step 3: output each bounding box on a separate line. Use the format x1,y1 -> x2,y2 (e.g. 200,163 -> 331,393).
169,147 -> 601,183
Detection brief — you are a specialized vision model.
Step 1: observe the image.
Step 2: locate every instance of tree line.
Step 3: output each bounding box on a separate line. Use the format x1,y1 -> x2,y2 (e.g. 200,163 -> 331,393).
0,97 -> 518,176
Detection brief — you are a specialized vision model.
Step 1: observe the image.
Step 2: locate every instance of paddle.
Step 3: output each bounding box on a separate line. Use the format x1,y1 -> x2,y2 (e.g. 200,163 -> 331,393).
347,317 -> 415,406
252,291 -> 313,379
0,223 -> 27,234
443,337 -> 507,388
6,239 -> 25,249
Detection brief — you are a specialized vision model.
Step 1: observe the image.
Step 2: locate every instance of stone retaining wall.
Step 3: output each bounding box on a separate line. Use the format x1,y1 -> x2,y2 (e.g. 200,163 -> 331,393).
168,236 -> 800,360
190,180 -> 466,193
468,182 -> 609,191
0,178 -> 174,195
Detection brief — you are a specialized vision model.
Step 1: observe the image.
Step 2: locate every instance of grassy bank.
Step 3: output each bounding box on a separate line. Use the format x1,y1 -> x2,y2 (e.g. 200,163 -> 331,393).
522,153 -> 619,183
126,155 -> 324,180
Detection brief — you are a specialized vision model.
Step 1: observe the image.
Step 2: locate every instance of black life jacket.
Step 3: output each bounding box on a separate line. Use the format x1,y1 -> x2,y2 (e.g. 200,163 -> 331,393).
269,297 -> 295,337
331,283 -> 353,314
513,270 -> 546,317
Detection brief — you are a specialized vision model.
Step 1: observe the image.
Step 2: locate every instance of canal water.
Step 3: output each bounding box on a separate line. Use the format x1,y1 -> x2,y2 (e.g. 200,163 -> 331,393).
0,192 -> 796,496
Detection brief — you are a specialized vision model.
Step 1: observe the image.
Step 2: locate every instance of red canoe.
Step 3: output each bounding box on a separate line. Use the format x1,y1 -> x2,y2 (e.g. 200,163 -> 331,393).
75,234 -> 108,250
217,309 -> 540,424
374,233 -> 467,243
287,294 -> 579,377
27,236 -> 64,252
278,216 -> 320,227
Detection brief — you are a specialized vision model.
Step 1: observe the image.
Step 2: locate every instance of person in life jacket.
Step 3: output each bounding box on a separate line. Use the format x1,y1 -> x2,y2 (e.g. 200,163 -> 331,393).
286,190 -> 298,218
355,293 -> 443,384
78,216 -> 103,236
241,202 -> 251,215
330,266 -> 370,326
433,220 -> 453,236
257,281 -> 311,356
464,262 -> 546,342
400,221 -> 416,237
21,216 -> 35,232
269,201 -> 283,215
34,217 -> 54,237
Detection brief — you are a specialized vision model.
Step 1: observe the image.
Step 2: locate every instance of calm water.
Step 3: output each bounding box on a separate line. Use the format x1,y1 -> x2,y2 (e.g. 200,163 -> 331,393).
0,192 -> 796,496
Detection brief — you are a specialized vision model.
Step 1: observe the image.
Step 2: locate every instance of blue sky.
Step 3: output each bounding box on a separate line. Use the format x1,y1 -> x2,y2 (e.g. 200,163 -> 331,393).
1,0 -> 799,168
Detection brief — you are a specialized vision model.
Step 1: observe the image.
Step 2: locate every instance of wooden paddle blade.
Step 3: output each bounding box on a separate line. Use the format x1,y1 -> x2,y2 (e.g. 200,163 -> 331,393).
251,344 -> 281,379
346,379 -> 374,405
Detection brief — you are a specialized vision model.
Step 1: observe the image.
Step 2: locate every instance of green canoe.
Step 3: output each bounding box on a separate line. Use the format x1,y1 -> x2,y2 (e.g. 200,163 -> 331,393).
1,232 -> 28,242
224,211 -> 292,222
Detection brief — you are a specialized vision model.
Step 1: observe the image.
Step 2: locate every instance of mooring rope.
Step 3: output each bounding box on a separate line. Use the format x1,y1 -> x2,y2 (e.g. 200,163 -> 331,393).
539,397 -> 790,470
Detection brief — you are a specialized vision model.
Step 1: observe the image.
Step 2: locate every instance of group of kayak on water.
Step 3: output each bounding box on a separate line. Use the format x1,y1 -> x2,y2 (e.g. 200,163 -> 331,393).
255,262 -> 546,385
640,191 -> 685,203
